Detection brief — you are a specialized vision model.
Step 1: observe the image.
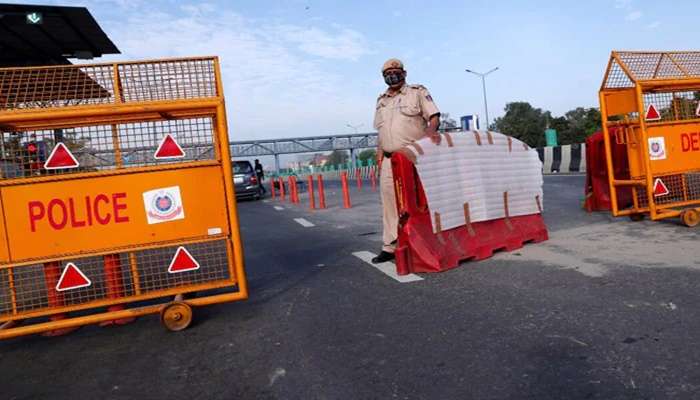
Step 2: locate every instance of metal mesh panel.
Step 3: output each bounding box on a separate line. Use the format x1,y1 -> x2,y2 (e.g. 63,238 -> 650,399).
118,59 -> 217,102
116,118 -> 216,168
0,117 -> 215,179
616,53 -> 663,81
136,240 -> 230,293
0,58 -> 218,111
686,173 -> 700,201
643,91 -> 700,123
11,256 -> 133,314
604,59 -> 634,89
669,53 -> 700,76
12,264 -> 49,314
608,52 -> 700,84
653,174 -> 685,205
0,239 -> 231,319
635,187 -> 649,209
0,65 -> 115,110
0,269 -> 12,316
635,172 -> 700,208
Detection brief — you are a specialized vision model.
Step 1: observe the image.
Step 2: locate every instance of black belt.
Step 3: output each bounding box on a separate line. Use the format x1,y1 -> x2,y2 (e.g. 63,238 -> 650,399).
383,151 -> 393,158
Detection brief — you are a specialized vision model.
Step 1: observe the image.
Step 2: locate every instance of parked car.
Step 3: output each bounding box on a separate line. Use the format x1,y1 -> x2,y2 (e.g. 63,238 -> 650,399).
233,160 -> 262,200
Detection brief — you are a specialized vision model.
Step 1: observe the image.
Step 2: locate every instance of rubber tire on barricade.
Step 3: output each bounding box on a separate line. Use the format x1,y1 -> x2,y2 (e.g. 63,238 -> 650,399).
391,152 -> 549,275
160,301 -> 193,332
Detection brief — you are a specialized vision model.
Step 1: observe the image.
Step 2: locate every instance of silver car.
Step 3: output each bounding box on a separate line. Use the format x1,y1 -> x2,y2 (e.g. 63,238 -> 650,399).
233,161 -> 262,200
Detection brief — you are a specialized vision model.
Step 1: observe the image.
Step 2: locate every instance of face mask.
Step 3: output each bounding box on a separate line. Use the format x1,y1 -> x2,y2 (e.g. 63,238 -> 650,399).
384,72 -> 404,86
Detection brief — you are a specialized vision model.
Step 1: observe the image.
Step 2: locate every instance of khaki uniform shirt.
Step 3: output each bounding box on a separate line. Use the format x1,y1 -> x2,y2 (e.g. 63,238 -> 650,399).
373,84 -> 440,153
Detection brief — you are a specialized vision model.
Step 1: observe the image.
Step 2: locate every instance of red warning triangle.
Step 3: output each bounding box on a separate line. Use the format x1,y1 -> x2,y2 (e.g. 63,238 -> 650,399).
44,143 -> 79,170
168,246 -> 200,273
154,134 -> 185,159
653,178 -> 670,197
645,104 -> 661,121
56,263 -> 92,291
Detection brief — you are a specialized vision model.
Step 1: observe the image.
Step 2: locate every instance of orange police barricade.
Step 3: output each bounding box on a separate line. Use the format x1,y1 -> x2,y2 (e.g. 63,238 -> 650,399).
390,131 -> 548,275
599,51 -> 700,227
0,57 -> 248,339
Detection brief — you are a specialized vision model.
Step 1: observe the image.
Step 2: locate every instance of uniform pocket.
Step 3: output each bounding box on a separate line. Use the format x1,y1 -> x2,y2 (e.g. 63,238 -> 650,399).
399,97 -> 421,116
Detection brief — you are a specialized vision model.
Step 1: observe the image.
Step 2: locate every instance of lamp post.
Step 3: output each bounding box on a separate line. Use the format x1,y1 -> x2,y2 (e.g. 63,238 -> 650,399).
346,123 -> 363,168
465,67 -> 499,130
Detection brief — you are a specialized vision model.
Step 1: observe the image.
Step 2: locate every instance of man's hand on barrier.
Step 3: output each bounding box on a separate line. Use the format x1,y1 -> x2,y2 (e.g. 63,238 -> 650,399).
425,114 -> 441,145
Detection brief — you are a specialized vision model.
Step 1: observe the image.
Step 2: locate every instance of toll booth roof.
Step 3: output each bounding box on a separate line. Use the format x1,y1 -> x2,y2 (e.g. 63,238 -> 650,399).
0,3 -> 119,67
603,51 -> 700,90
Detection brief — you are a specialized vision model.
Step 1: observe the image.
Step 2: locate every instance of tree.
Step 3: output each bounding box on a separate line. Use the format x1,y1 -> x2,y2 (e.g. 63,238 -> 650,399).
492,102 -> 548,147
326,150 -> 348,167
358,149 -> 376,165
559,107 -> 601,144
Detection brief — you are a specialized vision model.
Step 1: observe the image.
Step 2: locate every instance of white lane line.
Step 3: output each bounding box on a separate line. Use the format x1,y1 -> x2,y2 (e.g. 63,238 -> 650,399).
294,218 -> 315,227
274,206 -> 284,211
352,251 -> 423,283
263,200 -> 270,203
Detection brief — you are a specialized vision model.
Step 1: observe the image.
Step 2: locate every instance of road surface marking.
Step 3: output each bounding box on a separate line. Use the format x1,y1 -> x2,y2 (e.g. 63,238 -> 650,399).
352,251 -> 424,283
294,218 -> 315,227
274,206 -> 284,211
263,200 -> 270,203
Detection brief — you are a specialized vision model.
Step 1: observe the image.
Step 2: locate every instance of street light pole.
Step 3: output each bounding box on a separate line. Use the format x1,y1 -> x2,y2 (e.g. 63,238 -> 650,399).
465,67 -> 499,130
346,123 -> 363,168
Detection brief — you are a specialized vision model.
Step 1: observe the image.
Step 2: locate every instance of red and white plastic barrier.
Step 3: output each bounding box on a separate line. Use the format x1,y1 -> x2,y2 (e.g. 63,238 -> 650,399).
392,130 -> 549,274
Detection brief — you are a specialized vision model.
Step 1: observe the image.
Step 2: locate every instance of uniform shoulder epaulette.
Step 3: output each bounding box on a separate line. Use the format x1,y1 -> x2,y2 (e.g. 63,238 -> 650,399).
408,84 -> 427,90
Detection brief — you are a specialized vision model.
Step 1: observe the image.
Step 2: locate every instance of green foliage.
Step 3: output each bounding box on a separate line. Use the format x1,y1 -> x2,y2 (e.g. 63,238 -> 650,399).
492,102 -> 549,147
492,102 -> 601,147
326,149 -> 348,167
358,149 -> 376,164
558,107 -> 602,145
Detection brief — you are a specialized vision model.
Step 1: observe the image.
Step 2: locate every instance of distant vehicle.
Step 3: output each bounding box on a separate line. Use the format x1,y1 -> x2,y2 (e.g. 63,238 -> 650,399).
233,160 -> 262,200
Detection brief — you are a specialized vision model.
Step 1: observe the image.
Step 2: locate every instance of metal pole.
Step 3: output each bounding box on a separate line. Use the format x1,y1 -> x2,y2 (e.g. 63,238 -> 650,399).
481,76 -> 489,130
274,153 -> 280,175
466,67 -> 498,131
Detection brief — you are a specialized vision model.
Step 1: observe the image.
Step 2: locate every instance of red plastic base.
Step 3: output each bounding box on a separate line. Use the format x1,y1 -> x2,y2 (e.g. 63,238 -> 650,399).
396,213 -> 548,274
584,130 -> 632,212
391,150 -> 549,275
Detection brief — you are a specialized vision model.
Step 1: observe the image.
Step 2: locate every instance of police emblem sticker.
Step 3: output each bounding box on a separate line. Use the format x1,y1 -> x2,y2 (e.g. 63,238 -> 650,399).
648,137 -> 667,161
143,186 -> 185,225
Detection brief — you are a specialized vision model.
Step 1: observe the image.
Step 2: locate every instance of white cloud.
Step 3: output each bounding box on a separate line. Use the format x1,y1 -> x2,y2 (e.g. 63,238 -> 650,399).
271,25 -> 370,61
614,0 -> 632,9
625,10 -> 642,21
647,21 -> 661,29
88,2 -> 373,139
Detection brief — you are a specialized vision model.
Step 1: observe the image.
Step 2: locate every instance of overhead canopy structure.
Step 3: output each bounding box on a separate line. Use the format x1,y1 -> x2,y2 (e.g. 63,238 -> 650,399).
603,51 -> 700,90
0,3 -> 119,67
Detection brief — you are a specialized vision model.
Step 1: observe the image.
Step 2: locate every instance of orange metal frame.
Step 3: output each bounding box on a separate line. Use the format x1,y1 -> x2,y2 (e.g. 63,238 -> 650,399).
599,51 -> 700,225
0,57 -> 248,339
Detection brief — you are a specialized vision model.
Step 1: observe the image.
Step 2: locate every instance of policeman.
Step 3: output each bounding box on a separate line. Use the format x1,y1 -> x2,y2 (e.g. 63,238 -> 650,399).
372,58 -> 441,264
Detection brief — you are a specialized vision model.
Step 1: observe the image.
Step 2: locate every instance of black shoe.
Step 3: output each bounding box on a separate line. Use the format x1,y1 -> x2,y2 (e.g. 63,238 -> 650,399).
371,251 -> 395,264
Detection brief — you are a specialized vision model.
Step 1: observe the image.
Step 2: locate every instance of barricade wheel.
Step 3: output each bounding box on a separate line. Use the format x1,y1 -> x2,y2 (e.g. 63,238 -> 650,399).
629,213 -> 645,222
160,301 -> 193,332
681,209 -> 700,227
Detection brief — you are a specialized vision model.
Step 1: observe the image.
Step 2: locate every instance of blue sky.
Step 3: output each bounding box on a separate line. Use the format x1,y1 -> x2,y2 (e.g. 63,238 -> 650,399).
8,0 -> 700,141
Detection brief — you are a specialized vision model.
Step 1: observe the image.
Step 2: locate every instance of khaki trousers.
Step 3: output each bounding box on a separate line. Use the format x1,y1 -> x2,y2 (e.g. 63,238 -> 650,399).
380,158 -> 398,253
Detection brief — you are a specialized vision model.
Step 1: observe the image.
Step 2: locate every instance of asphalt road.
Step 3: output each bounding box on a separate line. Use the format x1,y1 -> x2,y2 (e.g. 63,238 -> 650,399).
2,175 -> 700,400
